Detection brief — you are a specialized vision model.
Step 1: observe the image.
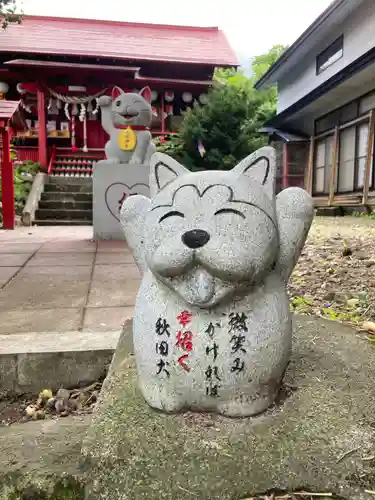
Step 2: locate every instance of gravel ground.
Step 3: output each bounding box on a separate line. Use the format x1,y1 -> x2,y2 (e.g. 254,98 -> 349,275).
288,215 -> 375,330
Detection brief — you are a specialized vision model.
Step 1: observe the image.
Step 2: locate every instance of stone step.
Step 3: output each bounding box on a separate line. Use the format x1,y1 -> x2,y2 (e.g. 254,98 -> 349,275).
55,154 -> 102,160
38,200 -> 92,210
41,192 -> 92,202
53,160 -> 95,165
35,208 -> 92,221
51,170 -> 93,178
0,330 -> 120,393
48,175 -> 93,186
33,219 -> 93,226
44,183 -> 92,194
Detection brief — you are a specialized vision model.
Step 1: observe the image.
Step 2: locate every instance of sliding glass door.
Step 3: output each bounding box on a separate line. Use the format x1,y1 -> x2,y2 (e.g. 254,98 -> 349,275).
356,122 -> 373,190
338,126 -> 356,193
313,136 -> 334,194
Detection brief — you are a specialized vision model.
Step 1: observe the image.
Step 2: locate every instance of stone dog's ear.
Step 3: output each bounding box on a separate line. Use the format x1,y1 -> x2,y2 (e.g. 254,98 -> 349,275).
149,153 -> 189,197
232,146 -> 277,198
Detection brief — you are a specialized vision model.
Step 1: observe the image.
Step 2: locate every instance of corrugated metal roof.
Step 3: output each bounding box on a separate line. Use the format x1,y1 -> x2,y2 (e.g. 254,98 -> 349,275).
0,16 -> 238,66
0,100 -> 20,119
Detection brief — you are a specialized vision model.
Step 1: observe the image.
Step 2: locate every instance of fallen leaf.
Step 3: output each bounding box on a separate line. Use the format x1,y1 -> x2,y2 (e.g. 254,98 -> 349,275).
347,298 -> 360,307
363,321 -> 375,333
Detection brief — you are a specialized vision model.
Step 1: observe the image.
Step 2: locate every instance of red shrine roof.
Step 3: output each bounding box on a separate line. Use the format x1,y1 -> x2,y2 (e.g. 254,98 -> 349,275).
0,16 -> 238,67
0,100 -> 20,119
0,100 -> 23,129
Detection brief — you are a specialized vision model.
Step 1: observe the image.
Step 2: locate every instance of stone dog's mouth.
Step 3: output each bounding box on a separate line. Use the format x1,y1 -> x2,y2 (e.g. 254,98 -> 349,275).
167,267 -> 216,306
124,113 -> 138,120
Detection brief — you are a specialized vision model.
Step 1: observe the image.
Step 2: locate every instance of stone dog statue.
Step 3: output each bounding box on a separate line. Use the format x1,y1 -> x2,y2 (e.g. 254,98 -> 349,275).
120,147 -> 314,417
98,86 -> 156,165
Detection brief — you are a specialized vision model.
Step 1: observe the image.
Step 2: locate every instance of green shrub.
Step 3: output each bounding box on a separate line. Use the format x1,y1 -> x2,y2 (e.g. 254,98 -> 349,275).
0,160 -> 41,227
154,45 -> 286,171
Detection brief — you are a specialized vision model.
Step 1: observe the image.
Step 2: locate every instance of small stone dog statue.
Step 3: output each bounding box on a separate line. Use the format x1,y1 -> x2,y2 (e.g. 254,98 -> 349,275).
98,86 -> 156,165
120,147 -> 314,417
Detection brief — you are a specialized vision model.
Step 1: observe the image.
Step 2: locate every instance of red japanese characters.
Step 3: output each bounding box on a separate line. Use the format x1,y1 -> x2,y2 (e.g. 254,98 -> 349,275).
176,310 -> 194,372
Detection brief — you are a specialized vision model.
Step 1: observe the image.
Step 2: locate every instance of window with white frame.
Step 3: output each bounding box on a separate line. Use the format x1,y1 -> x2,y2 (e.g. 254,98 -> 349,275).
359,92 -> 375,115
316,36 -> 344,75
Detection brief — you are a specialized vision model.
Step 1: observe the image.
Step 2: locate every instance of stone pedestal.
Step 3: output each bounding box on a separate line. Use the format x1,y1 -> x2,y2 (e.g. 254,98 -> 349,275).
82,316 -> 375,500
92,161 -> 150,240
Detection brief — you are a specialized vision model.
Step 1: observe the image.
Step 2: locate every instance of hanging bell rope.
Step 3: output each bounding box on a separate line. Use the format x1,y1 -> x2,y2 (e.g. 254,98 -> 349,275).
64,103 -> 70,121
92,98 -> 100,115
46,87 -> 108,105
20,99 -> 32,113
79,103 -> 86,122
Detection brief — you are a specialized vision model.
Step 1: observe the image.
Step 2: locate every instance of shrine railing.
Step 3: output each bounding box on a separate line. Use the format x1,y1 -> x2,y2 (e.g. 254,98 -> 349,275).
15,146 -> 39,163
47,145 -> 56,175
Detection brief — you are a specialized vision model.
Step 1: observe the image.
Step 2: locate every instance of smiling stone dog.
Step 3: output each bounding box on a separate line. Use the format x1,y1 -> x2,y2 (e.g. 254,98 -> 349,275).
120,147 -> 314,417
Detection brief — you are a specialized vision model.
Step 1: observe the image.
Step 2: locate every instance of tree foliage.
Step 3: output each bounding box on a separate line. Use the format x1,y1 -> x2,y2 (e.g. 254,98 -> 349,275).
157,44 -> 286,171
251,44 -> 286,82
0,0 -> 21,29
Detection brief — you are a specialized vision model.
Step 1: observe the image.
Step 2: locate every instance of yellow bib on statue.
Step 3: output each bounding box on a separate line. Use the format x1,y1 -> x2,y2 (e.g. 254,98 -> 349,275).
118,127 -> 137,151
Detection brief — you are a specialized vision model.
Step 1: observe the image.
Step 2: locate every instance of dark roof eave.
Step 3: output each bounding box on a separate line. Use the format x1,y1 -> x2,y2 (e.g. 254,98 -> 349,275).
0,48 -> 239,67
254,0 -> 347,90
262,44 -> 375,128
259,126 -> 309,141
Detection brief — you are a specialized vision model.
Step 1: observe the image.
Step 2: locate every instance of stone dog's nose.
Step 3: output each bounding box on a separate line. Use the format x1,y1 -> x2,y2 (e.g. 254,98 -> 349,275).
182,229 -> 210,249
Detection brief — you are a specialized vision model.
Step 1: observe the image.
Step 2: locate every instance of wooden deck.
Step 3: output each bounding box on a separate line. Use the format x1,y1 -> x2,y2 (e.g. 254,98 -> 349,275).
313,192 -> 375,211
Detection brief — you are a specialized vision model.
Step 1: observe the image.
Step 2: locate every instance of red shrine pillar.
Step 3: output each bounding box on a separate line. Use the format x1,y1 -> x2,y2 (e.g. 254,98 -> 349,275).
282,142 -> 289,190
37,88 -> 48,169
1,126 -> 15,229
160,94 -> 165,143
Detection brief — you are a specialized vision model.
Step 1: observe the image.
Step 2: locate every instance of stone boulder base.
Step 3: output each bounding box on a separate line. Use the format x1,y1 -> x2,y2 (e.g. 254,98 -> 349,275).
82,317 -> 375,500
1,416 -> 89,499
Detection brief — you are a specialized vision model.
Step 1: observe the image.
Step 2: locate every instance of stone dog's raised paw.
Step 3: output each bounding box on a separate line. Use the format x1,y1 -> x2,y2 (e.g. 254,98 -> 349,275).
276,186 -> 314,282
120,147 -> 314,418
98,95 -> 112,107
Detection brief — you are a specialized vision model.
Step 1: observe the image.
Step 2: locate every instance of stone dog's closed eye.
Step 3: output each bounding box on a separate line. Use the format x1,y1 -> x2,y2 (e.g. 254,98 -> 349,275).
214,208 -> 245,219
159,211 -> 185,223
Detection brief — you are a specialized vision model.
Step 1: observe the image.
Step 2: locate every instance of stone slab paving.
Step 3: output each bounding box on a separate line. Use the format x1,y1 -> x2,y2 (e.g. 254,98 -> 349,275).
0,226 -> 139,335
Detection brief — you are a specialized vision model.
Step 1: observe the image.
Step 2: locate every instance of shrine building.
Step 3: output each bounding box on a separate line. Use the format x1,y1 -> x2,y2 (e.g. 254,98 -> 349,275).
0,15 -> 238,175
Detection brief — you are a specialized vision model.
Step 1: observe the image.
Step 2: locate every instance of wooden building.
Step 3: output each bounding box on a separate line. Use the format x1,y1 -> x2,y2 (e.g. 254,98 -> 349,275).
0,15 -> 237,176
255,0 -> 375,211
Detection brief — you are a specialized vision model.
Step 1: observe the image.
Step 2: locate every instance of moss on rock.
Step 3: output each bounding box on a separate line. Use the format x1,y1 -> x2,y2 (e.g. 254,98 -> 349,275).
82,317 -> 375,500
0,415 -> 90,500
0,474 -> 84,500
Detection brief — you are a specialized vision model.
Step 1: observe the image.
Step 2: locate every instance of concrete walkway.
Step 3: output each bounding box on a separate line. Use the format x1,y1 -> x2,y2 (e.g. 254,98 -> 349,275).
0,226 -> 139,335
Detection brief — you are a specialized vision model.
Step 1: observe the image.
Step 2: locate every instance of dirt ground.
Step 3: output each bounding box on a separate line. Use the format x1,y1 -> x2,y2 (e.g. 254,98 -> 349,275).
0,382 -> 102,426
288,215 -> 375,330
